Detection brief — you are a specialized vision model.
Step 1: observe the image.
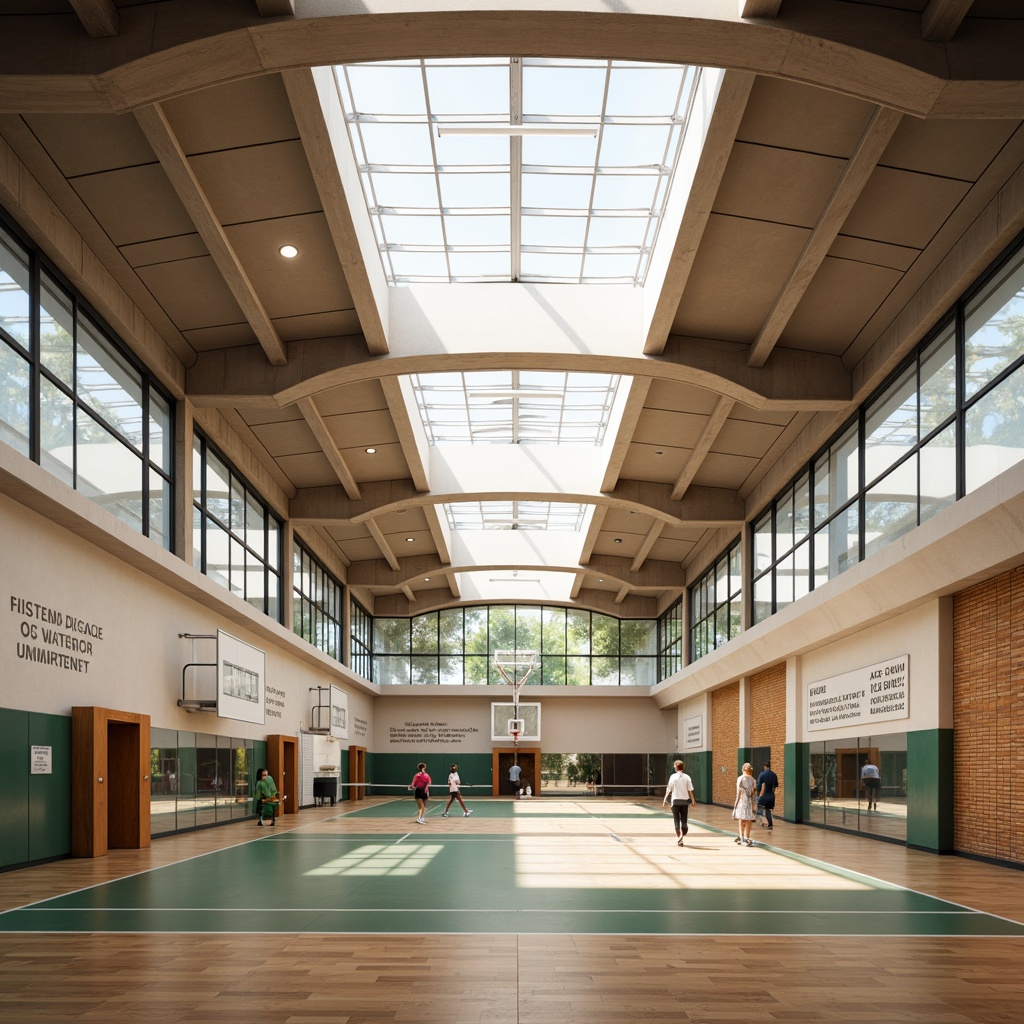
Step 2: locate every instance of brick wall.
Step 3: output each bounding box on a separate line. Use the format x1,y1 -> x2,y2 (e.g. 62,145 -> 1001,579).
711,682 -> 740,805
953,566 -> 1024,865
750,662 -> 787,800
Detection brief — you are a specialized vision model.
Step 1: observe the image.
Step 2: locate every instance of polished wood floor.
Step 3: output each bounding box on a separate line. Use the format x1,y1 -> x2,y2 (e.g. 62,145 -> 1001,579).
1,798 -> 1023,1023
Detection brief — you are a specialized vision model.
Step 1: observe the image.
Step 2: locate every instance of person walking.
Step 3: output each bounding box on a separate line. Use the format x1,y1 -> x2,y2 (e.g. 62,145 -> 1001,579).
733,762 -> 757,846
443,763 -> 474,817
860,757 -> 880,810
409,762 -> 431,823
756,761 -> 779,832
662,759 -> 695,846
253,767 -> 279,827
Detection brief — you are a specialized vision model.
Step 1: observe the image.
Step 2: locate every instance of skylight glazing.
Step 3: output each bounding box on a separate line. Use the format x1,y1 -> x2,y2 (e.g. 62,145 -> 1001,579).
445,500 -> 588,532
333,57 -> 702,284
409,370 -> 620,445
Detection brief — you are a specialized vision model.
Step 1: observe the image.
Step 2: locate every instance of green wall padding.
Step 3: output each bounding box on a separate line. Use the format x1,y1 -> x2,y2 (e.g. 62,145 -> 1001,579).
907,728 -> 953,852
370,753 -> 494,797
784,742 -> 810,823
0,707 -> 72,869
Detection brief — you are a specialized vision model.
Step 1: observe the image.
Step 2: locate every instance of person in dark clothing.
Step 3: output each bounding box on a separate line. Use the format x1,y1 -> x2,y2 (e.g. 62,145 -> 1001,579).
756,762 -> 779,831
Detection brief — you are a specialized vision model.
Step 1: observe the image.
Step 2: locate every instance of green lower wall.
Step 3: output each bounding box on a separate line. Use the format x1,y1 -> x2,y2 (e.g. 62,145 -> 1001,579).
684,751 -> 712,804
784,742 -> 810,823
0,707 -> 71,869
907,728 -> 953,852
370,753 -> 495,797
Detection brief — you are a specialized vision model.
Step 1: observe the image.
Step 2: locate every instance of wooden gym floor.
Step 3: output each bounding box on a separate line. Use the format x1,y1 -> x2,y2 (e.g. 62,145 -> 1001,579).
1,797 -> 1023,1023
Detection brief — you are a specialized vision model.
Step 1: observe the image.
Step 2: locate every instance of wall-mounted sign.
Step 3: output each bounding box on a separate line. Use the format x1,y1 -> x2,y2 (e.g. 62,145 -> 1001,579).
217,629 -> 267,725
806,654 -> 909,732
684,715 -> 703,749
30,745 -> 52,774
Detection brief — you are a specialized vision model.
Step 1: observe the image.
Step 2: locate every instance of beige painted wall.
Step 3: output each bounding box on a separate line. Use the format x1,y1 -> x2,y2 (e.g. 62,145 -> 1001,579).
374,693 -> 674,754
1,492 -> 373,740
794,599 -> 949,742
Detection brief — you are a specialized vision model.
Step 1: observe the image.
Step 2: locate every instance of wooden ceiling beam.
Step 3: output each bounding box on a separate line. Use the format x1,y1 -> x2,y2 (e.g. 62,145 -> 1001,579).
671,396 -> 735,500
134,103 -> 288,366
739,0 -> 783,17
365,519 -> 400,571
631,520 -> 665,573
69,0 -> 118,37
643,70 -> 754,355
922,0 -> 974,41
296,397 -> 361,501
255,0 -> 295,16
747,105 -> 903,369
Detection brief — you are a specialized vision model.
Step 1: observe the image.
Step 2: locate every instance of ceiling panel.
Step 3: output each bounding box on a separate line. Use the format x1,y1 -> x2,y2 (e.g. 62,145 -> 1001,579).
842,167 -> 972,249
181,323 -> 258,351
249,418 -> 319,459
713,143 -> 846,228
339,443 -> 409,482
631,408 -> 708,448
71,163 -> 195,246
191,140 -> 322,225
691,452 -> 762,490
671,216 -> 809,341
880,118 -> 1020,181
24,112 -> 155,177
225,213 -> 354,318
644,378 -> 720,416
162,74 -> 300,155
119,232 -> 207,268
275,310 -> 362,342
715,418 -> 787,458
781,256 -> 904,355
275,452 -> 339,490
317,381 -> 390,418
736,76 -> 875,158
136,254 -> 245,331
618,444 -> 687,485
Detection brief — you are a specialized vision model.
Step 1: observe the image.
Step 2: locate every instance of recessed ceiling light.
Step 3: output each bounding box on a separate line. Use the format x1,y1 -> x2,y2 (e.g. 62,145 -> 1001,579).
655,450 -> 665,456
597,578 -> 604,583
424,577 -> 430,582
365,447 -> 376,454
279,244 -> 298,259
406,537 -> 415,543
613,538 -> 623,544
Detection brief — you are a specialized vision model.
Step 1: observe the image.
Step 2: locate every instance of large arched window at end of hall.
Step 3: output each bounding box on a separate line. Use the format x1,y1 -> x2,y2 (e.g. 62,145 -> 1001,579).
191,431 -> 282,621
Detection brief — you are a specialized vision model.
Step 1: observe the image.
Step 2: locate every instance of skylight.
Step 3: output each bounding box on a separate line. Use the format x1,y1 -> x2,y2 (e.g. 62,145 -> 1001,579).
445,501 -> 588,532
408,370 -> 620,445
333,57 -> 703,284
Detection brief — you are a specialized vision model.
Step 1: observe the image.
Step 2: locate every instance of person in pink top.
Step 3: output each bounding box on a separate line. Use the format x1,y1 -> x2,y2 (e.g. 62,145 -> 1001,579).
409,762 -> 431,823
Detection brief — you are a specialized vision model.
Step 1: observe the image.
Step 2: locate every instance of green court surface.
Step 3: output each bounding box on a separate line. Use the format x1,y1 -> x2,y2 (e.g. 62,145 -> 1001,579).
3,801 -> 1021,937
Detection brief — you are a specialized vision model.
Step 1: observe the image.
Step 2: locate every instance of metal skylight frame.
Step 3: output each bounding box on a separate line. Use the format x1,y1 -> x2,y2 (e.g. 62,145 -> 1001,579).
408,370 -> 621,445
332,57 -> 703,285
445,500 -> 588,532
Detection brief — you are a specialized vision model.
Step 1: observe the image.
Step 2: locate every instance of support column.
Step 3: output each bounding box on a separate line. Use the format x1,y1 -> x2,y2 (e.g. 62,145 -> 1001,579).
907,728 -> 954,851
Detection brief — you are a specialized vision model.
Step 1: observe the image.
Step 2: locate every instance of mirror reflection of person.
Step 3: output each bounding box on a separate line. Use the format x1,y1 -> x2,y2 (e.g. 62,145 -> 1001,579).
860,758 -> 880,810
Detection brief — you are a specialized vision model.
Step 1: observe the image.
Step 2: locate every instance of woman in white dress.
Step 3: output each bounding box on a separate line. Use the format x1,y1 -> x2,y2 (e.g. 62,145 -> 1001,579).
733,762 -> 757,846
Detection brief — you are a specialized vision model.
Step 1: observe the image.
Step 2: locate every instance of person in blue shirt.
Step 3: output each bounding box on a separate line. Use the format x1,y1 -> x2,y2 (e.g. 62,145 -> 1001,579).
756,762 -> 779,832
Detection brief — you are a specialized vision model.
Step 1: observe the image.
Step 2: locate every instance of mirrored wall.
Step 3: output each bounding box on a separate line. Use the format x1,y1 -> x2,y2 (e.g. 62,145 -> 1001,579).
150,729 -> 258,837
807,732 -> 907,841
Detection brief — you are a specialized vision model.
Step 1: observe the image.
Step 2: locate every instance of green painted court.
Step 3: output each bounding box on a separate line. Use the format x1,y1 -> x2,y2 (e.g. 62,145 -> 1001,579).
3,800 -> 1021,938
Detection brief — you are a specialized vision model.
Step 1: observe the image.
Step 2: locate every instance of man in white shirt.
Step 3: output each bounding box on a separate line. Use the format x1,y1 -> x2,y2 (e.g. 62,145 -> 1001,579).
509,761 -> 522,796
662,759 -> 695,846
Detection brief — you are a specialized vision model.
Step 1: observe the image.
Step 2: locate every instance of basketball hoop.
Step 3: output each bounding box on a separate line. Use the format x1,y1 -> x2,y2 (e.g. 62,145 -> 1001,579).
494,650 -> 536,749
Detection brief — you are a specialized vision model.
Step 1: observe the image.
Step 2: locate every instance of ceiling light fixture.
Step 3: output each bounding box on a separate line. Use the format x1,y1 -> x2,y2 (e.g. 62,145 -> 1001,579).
405,537 -> 415,543
437,125 -> 596,137
365,447 -> 376,454
613,538 -> 623,544
279,244 -> 298,258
